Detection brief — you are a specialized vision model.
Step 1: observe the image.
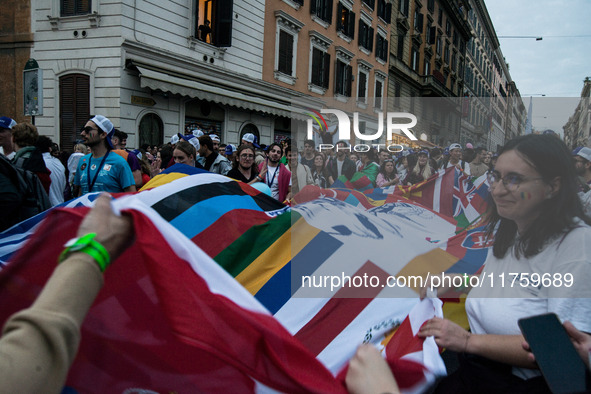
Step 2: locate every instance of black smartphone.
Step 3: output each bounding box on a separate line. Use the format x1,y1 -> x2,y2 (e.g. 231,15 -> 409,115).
518,313 -> 589,394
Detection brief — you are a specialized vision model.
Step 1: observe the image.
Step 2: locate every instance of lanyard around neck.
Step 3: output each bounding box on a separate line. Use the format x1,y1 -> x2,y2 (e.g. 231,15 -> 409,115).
87,151 -> 110,192
267,165 -> 279,187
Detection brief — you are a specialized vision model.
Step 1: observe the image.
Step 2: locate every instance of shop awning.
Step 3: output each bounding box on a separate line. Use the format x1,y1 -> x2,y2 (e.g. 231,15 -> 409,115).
415,139 -> 440,149
136,66 -> 306,119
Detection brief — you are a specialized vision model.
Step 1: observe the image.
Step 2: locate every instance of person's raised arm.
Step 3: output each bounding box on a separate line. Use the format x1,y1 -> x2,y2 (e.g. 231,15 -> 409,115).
0,193 -> 134,394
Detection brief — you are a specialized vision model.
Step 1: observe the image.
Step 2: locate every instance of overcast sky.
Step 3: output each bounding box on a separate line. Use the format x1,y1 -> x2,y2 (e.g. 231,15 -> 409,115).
484,0 -> 590,133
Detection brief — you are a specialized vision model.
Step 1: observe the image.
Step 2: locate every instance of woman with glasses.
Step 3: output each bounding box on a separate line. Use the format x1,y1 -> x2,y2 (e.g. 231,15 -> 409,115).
227,144 -> 259,184
414,134 -> 591,392
375,159 -> 399,188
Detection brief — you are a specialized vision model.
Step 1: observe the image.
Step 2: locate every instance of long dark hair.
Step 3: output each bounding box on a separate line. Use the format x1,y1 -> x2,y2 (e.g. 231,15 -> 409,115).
379,159 -> 398,180
486,134 -> 591,258
233,144 -> 258,173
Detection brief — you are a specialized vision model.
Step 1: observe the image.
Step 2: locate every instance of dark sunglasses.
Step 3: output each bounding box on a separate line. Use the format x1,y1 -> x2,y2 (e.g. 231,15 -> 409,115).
81,126 -> 98,133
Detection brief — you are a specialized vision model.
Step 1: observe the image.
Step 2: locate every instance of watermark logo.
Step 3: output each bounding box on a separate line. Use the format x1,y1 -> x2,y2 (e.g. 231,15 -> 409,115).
305,108 -> 329,134
306,109 -> 419,142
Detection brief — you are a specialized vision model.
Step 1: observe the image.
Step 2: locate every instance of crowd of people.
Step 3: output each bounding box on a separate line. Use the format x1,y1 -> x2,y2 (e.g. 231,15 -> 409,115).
0,112 -> 508,227
2,114 -> 591,392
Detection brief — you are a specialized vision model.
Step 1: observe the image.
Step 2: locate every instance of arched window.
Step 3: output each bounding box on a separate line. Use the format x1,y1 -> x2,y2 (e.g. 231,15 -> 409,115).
59,74 -> 90,150
240,123 -> 260,143
139,113 -> 164,147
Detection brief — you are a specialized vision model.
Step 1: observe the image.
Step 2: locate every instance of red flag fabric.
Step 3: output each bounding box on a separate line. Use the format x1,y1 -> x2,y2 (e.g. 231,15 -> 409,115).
0,199 -> 345,393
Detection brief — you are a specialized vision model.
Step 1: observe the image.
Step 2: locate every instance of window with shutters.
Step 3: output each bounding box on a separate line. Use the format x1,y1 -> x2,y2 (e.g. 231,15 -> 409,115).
194,0 -> 233,47
374,79 -> 383,109
61,0 -> 91,17
414,10 -> 423,33
427,0 -> 434,13
411,46 -> 420,72
358,20 -> 374,52
337,3 -> 355,40
335,59 -> 352,97
362,0 -> 375,10
274,12 -> 303,85
310,0 -> 333,25
59,74 -> 90,150
424,57 -> 431,75
278,30 -> 294,75
396,30 -> 405,59
399,0 -> 409,16
376,0 -> 392,23
375,33 -> 388,62
309,46 -> 331,93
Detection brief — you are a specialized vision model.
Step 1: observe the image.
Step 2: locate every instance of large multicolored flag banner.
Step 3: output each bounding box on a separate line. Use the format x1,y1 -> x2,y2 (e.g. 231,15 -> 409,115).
0,166 -> 491,392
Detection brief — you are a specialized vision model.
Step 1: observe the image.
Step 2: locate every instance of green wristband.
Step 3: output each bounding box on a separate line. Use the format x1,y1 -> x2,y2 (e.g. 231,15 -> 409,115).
59,233 -> 111,272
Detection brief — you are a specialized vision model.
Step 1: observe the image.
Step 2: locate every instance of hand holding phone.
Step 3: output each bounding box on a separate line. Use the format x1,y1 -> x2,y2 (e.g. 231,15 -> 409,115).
519,313 -> 589,394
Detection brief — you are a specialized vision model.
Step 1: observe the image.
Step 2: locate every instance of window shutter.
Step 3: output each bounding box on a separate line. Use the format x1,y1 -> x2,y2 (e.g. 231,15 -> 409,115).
285,33 -> 293,75
359,72 -> 366,98
310,0 -> 317,16
375,34 -> 381,57
278,31 -> 293,75
323,52 -> 331,89
334,61 -> 341,94
326,0 -> 333,24
358,20 -> 364,46
59,74 -> 89,150
385,3 -> 392,23
348,11 -> 355,39
213,0 -> 233,47
369,27 -> 374,52
418,13 -> 424,33
429,26 -> 436,44
311,48 -> 320,85
336,3 -> 343,30
346,65 -> 352,96
61,0 -> 90,17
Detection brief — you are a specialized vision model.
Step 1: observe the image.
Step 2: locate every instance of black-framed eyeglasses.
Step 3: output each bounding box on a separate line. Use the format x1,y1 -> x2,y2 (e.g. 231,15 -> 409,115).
487,171 -> 543,192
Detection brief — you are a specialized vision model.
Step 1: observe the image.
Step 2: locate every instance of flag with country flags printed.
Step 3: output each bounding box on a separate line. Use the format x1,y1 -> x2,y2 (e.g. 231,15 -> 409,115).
0,168 -> 492,392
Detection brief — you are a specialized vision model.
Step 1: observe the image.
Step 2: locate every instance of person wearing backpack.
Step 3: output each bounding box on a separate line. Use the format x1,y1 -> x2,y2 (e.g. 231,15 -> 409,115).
11,123 -> 52,194
0,153 -> 51,232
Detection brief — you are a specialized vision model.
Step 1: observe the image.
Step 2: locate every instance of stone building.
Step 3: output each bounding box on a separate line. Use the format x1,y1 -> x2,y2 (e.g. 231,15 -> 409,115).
387,0 -> 472,148
2,0 -> 310,150
564,77 -> 591,149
